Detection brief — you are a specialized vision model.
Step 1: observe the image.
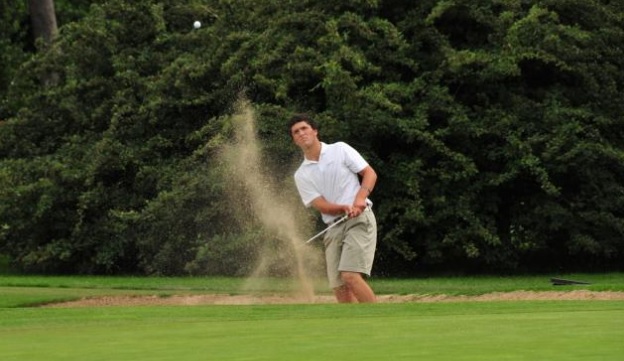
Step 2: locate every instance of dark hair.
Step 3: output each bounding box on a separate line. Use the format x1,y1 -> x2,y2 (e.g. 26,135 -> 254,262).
287,113 -> 318,137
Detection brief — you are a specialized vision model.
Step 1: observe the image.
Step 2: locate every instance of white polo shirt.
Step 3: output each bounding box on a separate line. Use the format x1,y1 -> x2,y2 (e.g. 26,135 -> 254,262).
294,142 -> 371,224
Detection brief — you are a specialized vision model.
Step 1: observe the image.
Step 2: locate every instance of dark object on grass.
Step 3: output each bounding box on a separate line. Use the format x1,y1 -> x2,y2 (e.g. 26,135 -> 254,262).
551,278 -> 591,286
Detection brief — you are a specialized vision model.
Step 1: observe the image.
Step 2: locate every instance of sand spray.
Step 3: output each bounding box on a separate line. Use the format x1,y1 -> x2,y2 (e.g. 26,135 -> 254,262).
219,98 -> 323,299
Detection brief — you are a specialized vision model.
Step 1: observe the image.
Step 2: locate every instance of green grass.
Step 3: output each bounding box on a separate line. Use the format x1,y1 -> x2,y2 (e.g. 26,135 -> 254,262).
1,274 -> 623,360
372,273 -> 624,295
1,302 -> 623,361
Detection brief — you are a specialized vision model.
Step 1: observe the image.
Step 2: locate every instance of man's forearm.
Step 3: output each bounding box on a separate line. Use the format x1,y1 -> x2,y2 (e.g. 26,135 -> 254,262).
356,166 -> 377,203
311,197 -> 349,216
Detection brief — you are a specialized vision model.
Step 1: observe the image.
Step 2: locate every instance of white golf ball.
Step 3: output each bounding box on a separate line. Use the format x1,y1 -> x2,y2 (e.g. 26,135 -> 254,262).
193,20 -> 201,29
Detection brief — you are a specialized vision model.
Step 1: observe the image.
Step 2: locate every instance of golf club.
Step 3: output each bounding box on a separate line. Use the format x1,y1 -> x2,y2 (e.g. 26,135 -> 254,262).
305,215 -> 348,244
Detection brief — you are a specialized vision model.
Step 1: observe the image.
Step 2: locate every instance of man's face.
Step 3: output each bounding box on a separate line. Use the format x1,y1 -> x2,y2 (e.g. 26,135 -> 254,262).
290,121 -> 318,149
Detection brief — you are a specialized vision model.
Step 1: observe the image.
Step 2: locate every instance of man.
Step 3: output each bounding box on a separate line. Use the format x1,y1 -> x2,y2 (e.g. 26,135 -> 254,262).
288,113 -> 378,303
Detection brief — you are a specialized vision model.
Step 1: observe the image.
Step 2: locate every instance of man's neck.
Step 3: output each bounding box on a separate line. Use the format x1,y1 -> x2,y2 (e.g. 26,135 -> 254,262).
303,140 -> 322,161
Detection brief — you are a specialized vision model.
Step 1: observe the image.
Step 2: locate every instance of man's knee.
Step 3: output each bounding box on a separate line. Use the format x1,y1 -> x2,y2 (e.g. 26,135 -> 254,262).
340,271 -> 363,285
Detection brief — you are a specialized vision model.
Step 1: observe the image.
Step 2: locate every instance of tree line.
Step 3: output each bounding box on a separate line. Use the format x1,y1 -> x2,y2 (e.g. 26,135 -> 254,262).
1,0 -> 623,275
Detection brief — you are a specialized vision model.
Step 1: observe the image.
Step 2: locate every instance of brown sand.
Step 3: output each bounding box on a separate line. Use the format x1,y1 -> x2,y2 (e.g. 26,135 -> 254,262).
43,290 -> 624,307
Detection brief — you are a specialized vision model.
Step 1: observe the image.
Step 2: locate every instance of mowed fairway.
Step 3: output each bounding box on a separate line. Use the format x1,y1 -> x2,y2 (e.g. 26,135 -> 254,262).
1,301 -> 623,361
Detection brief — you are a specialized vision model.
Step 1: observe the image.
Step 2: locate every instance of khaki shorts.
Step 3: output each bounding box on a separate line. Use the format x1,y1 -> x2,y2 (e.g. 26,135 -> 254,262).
323,208 -> 377,289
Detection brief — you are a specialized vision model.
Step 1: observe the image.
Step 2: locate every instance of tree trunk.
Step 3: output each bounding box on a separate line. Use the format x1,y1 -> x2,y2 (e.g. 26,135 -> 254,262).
29,0 -> 58,46
28,0 -> 59,86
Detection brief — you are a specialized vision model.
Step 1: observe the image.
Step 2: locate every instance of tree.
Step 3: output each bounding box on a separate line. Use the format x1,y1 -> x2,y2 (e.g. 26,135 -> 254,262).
0,0 -> 29,118
0,0 -> 244,274
1,0 -> 623,275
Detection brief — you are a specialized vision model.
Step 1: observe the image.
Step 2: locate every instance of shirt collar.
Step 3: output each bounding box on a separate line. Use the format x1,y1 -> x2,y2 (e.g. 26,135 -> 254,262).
302,142 -> 327,165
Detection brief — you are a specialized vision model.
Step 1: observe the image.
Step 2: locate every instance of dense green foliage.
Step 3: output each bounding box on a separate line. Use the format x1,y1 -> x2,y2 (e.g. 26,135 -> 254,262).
1,0 -> 623,275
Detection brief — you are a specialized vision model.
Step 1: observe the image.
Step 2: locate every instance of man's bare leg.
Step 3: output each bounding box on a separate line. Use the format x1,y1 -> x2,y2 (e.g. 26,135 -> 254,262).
333,285 -> 358,303
340,271 -> 376,303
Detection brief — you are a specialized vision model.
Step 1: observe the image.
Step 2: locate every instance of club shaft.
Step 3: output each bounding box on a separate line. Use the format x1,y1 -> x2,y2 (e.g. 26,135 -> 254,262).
305,215 -> 348,244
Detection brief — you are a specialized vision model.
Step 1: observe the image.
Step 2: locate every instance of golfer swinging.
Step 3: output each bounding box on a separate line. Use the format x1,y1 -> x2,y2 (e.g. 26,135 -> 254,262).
289,113 -> 378,303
